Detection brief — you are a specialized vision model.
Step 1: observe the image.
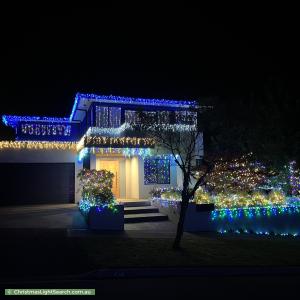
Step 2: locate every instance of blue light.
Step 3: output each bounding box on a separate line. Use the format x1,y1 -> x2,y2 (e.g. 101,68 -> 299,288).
78,148 -> 89,163
69,93 -> 80,121
211,205 -> 300,221
2,115 -> 8,126
70,93 -> 197,121
2,115 -> 70,128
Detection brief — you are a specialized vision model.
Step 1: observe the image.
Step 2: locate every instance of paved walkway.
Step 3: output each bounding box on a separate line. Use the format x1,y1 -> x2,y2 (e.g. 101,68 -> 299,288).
0,204 -> 87,229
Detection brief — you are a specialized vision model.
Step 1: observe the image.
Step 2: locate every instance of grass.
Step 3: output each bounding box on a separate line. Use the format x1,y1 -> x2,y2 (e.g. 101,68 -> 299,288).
80,234 -> 300,267
0,229 -> 300,280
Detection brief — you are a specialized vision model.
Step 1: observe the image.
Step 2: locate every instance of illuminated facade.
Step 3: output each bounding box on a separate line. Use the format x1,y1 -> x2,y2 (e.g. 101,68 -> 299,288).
0,93 -> 202,204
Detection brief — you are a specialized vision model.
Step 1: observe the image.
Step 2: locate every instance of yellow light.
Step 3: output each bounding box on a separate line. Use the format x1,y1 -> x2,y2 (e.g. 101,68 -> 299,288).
85,136 -> 155,147
0,141 -> 77,151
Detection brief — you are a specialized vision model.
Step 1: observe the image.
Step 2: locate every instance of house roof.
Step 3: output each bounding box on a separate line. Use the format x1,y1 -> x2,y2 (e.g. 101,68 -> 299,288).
70,93 -> 198,121
2,93 -> 198,126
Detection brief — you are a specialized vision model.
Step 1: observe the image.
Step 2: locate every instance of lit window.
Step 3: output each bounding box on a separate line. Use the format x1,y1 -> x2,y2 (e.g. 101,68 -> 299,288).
95,106 -> 121,128
175,111 -> 197,125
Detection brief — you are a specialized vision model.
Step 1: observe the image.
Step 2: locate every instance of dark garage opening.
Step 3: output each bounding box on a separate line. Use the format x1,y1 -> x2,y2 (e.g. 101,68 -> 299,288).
0,163 -> 75,206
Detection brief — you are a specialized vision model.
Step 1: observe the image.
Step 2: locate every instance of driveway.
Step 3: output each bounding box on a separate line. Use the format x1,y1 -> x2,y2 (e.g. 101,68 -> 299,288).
0,204 -> 87,229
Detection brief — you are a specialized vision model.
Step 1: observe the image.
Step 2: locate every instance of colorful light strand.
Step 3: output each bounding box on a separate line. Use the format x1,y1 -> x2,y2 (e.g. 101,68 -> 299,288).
217,229 -> 299,237
289,161 -> 300,196
211,205 -> 300,221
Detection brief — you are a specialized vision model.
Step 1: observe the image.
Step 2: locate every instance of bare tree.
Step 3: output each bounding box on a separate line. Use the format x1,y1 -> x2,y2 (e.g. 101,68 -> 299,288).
134,108 -> 213,249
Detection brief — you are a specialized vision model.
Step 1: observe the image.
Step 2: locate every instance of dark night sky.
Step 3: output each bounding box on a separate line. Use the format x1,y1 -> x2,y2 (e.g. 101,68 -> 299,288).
0,6 -> 299,137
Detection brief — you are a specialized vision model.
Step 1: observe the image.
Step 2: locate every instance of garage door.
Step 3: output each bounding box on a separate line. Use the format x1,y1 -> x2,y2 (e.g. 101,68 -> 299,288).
0,163 -> 75,205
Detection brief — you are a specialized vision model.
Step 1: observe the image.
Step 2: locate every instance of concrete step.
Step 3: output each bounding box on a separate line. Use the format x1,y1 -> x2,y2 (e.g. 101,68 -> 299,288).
124,212 -> 168,223
122,201 -> 151,207
124,206 -> 159,215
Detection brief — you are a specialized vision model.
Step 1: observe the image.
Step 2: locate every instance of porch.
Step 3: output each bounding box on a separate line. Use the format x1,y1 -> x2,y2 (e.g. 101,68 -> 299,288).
89,152 -> 178,201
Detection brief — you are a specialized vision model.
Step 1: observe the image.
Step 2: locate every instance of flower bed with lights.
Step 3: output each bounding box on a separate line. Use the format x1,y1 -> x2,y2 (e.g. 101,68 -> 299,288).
151,187 -> 300,235
78,169 -> 124,230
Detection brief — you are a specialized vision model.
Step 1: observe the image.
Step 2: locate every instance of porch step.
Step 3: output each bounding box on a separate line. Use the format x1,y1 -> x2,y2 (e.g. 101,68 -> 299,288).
124,206 -> 159,215
124,212 -> 168,223
123,201 -> 151,207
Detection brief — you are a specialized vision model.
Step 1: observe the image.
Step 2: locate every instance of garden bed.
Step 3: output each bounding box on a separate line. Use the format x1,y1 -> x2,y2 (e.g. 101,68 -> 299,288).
152,197 -> 300,236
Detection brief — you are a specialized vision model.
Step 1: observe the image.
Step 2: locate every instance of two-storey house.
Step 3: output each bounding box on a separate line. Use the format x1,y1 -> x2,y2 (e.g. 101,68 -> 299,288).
0,93 -> 202,205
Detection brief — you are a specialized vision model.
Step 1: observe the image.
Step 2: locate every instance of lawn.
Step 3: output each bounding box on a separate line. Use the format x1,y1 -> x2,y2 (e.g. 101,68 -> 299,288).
80,234 -> 300,267
0,229 -> 300,281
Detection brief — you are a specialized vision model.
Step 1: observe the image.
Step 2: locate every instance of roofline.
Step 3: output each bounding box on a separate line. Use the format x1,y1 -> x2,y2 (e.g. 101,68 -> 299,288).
69,93 -> 198,121
2,115 -> 74,128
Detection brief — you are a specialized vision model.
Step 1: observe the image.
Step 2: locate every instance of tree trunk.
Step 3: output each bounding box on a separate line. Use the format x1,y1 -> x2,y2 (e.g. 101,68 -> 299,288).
173,193 -> 190,250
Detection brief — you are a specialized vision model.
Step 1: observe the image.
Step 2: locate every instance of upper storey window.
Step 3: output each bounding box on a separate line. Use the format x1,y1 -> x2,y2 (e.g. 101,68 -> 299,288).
125,110 -> 170,125
175,111 -> 197,125
125,109 -> 196,125
95,106 -> 121,128
125,110 -> 139,124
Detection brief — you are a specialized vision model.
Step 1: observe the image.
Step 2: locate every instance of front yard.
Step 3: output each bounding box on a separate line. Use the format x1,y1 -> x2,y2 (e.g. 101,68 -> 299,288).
1,229 -> 300,281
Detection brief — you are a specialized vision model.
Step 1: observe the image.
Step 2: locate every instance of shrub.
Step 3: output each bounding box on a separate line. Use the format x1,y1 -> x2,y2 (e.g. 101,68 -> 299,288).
233,193 -> 252,207
77,169 -> 115,206
161,190 -> 181,200
150,187 -> 182,200
214,192 -> 269,208
214,193 -> 234,208
194,187 -> 212,204
268,190 -> 285,205
149,187 -> 163,198
251,191 -> 269,206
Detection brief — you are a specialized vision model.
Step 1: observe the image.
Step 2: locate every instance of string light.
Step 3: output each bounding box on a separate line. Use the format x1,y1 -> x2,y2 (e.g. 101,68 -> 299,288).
78,169 -> 119,216
20,123 -> 72,137
70,93 -> 197,120
144,158 -> 170,184
289,161 -> 300,196
86,123 -> 196,138
217,229 -> 299,237
86,124 -> 130,137
85,136 -> 155,148
211,205 -> 300,221
78,147 -> 89,162
2,115 -> 70,128
151,197 -> 182,209
78,147 -> 154,162
0,141 -> 77,151
79,199 -> 119,216
205,154 -> 268,193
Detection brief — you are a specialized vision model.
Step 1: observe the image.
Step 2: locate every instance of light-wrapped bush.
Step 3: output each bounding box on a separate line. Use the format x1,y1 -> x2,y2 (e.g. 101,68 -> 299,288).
214,193 -> 234,208
251,191 -> 269,206
77,169 -> 115,210
268,190 -> 285,205
232,193 -> 252,207
150,187 -> 182,199
194,187 -> 212,204
161,189 -> 181,200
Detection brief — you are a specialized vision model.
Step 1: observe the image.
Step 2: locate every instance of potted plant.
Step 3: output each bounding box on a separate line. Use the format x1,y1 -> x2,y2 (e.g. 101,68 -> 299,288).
78,169 -> 124,230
